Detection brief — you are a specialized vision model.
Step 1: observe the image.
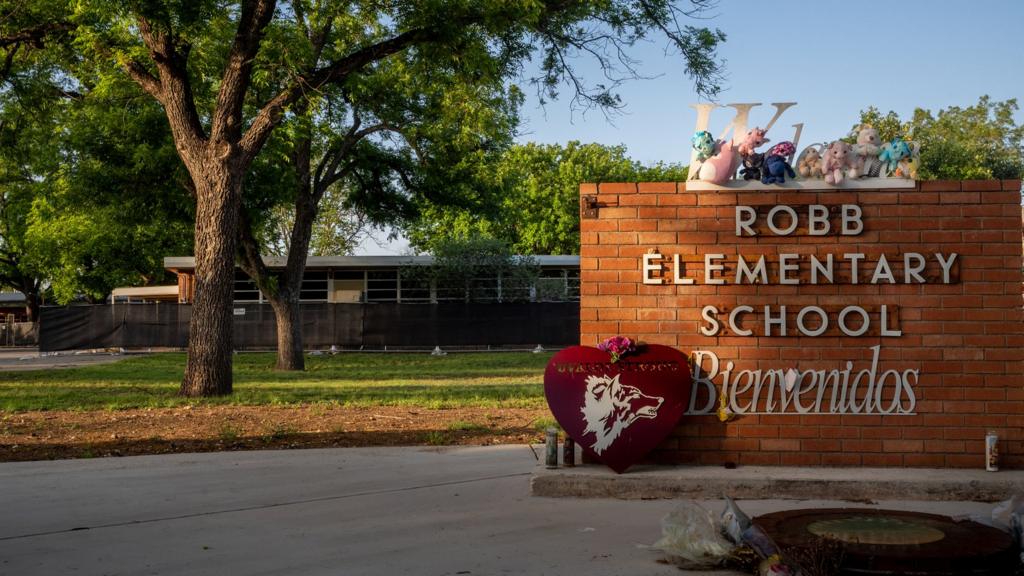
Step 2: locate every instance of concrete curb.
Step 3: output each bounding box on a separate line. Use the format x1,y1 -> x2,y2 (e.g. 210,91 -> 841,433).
531,464 -> 1024,502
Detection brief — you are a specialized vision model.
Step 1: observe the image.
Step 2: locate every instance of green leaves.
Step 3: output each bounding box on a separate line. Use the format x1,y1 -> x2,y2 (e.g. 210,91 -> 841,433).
407,141 -> 687,255
853,96 -> 1024,181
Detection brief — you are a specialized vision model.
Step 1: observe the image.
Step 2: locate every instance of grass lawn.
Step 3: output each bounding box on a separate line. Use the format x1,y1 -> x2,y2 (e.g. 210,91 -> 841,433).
0,351 -> 552,412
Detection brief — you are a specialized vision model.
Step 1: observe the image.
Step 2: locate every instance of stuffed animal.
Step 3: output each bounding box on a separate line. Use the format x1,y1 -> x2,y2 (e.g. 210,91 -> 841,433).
894,143 -> 920,178
761,154 -> 796,184
895,157 -> 918,179
853,125 -> 882,177
821,140 -> 853,185
691,131 -> 716,161
737,127 -> 769,156
879,138 -> 912,175
697,140 -> 741,185
767,141 -> 796,159
740,152 -> 764,181
689,130 -> 719,180
797,146 -> 822,178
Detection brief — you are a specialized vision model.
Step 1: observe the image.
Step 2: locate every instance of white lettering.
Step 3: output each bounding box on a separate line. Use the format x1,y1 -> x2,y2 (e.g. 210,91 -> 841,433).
870,254 -> 895,284
642,253 -> 663,284
736,206 -> 757,236
881,305 -> 901,337
844,253 -> 866,284
686,347 -> 918,415
700,306 -> 721,336
904,252 -> 926,283
764,305 -> 787,337
808,204 -> 830,236
672,254 -> 694,285
936,252 -> 958,284
704,253 -> 726,285
796,306 -> 829,337
838,306 -> 870,337
729,305 -> 754,337
779,253 -> 800,285
810,253 -> 833,284
767,205 -> 799,236
736,255 -> 768,284
841,204 -> 863,235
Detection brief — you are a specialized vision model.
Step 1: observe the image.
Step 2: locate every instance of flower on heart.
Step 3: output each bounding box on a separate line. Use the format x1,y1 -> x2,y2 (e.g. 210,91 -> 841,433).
597,336 -> 635,363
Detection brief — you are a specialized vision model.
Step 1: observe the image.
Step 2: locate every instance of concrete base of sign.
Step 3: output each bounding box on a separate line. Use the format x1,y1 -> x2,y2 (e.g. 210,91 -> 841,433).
683,178 -> 917,190
531,462 -> 1024,502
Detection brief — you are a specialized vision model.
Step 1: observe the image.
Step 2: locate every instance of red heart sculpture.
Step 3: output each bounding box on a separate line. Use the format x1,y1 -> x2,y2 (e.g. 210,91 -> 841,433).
543,344 -> 692,473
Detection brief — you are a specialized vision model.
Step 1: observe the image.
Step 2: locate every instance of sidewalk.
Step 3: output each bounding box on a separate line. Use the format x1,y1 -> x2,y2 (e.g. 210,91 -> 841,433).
532,460 -> 1024,501
0,445 -> 997,576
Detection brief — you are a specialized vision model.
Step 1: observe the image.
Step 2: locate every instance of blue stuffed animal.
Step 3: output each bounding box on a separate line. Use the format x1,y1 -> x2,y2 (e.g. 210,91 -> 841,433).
761,154 -> 796,184
878,138 -> 912,175
691,131 -> 716,161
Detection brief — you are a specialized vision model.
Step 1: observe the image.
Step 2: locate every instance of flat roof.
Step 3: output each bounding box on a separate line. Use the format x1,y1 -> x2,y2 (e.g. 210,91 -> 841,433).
111,285 -> 180,298
164,255 -> 580,272
0,291 -> 25,303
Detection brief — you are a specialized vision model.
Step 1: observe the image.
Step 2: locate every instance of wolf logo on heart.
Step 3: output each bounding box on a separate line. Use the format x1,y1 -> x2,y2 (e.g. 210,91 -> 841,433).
581,374 -> 664,454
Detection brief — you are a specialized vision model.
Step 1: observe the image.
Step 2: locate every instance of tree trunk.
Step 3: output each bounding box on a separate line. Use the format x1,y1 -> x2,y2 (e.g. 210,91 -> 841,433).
24,292 -> 38,323
180,165 -> 242,397
268,292 -> 304,371
18,278 -> 39,323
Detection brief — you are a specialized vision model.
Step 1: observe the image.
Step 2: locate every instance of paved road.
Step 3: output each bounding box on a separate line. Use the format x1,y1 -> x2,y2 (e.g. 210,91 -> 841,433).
0,446 -> 994,576
0,348 -> 134,371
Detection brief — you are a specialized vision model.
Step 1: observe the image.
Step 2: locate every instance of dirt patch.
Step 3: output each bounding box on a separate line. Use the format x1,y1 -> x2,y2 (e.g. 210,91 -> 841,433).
0,405 -> 554,462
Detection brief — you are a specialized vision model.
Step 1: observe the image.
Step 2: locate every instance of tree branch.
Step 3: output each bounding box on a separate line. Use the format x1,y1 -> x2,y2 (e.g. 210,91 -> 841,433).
236,210 -> 278,297
238,25 -> 439,165
210,0 -> 277,145
314,123 -> 395,197
133,17 -> 207,157
122,58 -> 163,101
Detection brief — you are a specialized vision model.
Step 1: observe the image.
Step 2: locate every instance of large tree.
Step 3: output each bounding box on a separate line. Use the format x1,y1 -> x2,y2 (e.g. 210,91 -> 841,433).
853,96 -> 1024,180
0,12 -> 192,313
407,141 -> 688,255
53,0 -> 725,395
25,82 -> 194,304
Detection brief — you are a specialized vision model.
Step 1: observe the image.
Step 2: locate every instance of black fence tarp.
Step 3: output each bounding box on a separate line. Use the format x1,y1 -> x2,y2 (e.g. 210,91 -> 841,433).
39,302 -> 579,351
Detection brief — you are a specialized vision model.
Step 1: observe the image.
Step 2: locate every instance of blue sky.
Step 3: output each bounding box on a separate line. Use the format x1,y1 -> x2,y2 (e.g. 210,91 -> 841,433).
356,0 -> 1024,254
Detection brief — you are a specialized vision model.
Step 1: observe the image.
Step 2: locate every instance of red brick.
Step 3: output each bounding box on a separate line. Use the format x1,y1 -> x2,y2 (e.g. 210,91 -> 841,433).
920,180 -> 961,192
637,182 -> 676,193
961,180 -> 1002,191
599,182 -> 637,194
580,180 -> 1024,468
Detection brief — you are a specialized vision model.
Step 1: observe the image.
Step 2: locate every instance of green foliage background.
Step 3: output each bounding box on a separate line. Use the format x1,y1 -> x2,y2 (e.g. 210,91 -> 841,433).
406,141 -> 687,255
853,96 -> 1024,180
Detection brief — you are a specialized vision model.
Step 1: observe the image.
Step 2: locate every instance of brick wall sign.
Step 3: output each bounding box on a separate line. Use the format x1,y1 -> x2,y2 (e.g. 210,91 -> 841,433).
579,180 -> 1024,468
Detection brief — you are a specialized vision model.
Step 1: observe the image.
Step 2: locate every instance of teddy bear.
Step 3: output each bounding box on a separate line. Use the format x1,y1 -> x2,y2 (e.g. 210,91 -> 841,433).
761,142 -> 797,184
821,140 -> 854,185
853,125 -> 882,177
797,146 -> 822,178
739,152 -> 764,181
737,127 -> 769,156
879,138 -> 912,176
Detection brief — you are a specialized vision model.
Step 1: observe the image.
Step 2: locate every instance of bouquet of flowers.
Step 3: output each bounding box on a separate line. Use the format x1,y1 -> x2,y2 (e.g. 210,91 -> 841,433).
598,335 -> 635,363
